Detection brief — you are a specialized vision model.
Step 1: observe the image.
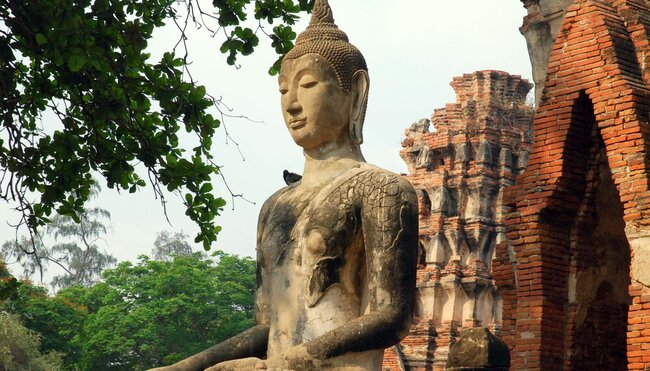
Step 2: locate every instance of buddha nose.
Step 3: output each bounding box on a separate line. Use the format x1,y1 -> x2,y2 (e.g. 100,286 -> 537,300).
286,99 -> 302,116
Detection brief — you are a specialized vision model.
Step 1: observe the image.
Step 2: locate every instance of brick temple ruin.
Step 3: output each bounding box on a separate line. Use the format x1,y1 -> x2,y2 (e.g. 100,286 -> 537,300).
381,71 -> 535,371
383,0 -> 650,370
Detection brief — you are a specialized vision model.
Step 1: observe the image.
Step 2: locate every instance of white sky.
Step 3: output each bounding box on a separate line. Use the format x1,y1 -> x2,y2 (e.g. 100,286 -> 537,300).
0,1 -> 532,282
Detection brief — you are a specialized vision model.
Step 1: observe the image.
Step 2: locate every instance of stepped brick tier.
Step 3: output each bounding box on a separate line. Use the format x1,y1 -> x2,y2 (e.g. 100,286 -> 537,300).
383,70 -> 534,370
500,0 -> 650,370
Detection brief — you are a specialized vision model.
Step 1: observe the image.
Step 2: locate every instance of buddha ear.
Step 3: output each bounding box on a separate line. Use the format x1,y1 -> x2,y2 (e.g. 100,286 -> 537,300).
350,70 -> 369,145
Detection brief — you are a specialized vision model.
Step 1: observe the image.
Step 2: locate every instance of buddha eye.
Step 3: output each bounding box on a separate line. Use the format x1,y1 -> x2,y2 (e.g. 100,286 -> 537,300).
279,88 -> 289,95
300,81 -> 318,89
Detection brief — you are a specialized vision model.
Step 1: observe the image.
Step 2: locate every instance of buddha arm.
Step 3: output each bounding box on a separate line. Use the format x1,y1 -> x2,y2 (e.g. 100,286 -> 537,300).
152,325 -> 269,371
305,174 -> 419,360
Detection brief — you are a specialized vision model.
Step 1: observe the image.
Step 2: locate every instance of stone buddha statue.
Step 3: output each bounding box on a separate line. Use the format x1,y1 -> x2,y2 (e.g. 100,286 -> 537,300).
152,1 -> 418,370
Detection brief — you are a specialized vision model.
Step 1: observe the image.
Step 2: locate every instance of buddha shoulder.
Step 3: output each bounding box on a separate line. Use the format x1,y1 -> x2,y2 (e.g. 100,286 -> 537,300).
349,164 -> 417,203
257,185 -> 294,224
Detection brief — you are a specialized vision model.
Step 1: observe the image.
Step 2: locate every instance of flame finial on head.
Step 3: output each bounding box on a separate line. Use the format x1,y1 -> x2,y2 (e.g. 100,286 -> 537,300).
310,0 -> 334,25
282,0 -> 367,93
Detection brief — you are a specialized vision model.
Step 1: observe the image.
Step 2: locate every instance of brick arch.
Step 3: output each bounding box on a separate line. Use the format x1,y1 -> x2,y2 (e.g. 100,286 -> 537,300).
537,0 -> 649,205
501,0 -> 650,370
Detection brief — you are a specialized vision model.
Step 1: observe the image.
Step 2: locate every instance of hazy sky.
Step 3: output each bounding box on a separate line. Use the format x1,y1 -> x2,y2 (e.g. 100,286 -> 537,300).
1,1 -> 532,282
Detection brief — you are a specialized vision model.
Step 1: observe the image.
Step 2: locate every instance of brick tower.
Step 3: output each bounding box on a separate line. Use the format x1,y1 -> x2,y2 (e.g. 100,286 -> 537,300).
383,70 -> 534,370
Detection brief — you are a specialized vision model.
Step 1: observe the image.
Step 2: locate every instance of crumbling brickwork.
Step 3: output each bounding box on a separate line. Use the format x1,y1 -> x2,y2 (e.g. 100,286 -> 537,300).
383,71 -> 534,370
502,0 -> 650,369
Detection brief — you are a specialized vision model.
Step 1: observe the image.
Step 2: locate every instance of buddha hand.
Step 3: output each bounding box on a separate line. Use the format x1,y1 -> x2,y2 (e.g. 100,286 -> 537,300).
204,357 -> 261,371
253,344 -> 320,370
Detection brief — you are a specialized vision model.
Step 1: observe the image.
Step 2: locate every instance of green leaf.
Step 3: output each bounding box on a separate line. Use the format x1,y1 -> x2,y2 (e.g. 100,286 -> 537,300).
67,53 -> 88,72
200,183 -> 213,193
35,33 -> 47,45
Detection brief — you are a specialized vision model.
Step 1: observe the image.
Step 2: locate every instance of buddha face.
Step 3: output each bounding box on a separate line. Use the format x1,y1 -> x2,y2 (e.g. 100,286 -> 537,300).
279,54 -> 354,150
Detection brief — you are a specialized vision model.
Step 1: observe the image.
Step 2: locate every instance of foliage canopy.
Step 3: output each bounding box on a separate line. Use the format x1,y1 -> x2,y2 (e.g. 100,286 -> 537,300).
2,251 -> 256,370
62,252 -> 256,369
0,0 -> 310,249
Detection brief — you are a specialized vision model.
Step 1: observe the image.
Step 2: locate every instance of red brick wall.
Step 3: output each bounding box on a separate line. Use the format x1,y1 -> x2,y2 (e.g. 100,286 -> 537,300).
501,0 -> 650,369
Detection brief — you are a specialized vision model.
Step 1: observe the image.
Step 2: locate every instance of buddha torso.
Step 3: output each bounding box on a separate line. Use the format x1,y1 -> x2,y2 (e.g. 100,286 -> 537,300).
256,162 -> 408,370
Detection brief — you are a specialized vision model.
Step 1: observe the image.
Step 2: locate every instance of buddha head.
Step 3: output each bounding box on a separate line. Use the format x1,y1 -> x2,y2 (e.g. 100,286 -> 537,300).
279,0 -> 369,150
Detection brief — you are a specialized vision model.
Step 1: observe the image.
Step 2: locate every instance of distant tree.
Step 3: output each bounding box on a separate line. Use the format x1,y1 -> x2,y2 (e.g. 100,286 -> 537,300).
0,0 -> 311,249
1,194 -> 116,290
0,312 -> 64,371
1,183 -> 116,289
47,205 -> 117,290
0,236 -> 48,281
49,245 -> 116,291
151,230 -> 193,261
61,252 -> 256,369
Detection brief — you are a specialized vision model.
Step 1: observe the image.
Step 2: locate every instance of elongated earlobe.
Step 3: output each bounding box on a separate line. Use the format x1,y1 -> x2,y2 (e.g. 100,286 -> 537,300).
350,70 -> 369,145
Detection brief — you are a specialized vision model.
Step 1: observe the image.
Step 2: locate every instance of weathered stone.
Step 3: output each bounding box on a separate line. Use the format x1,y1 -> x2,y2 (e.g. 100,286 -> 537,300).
518,0 -> 574,104
630,234 -> 650,287
445,327 -> 509,371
